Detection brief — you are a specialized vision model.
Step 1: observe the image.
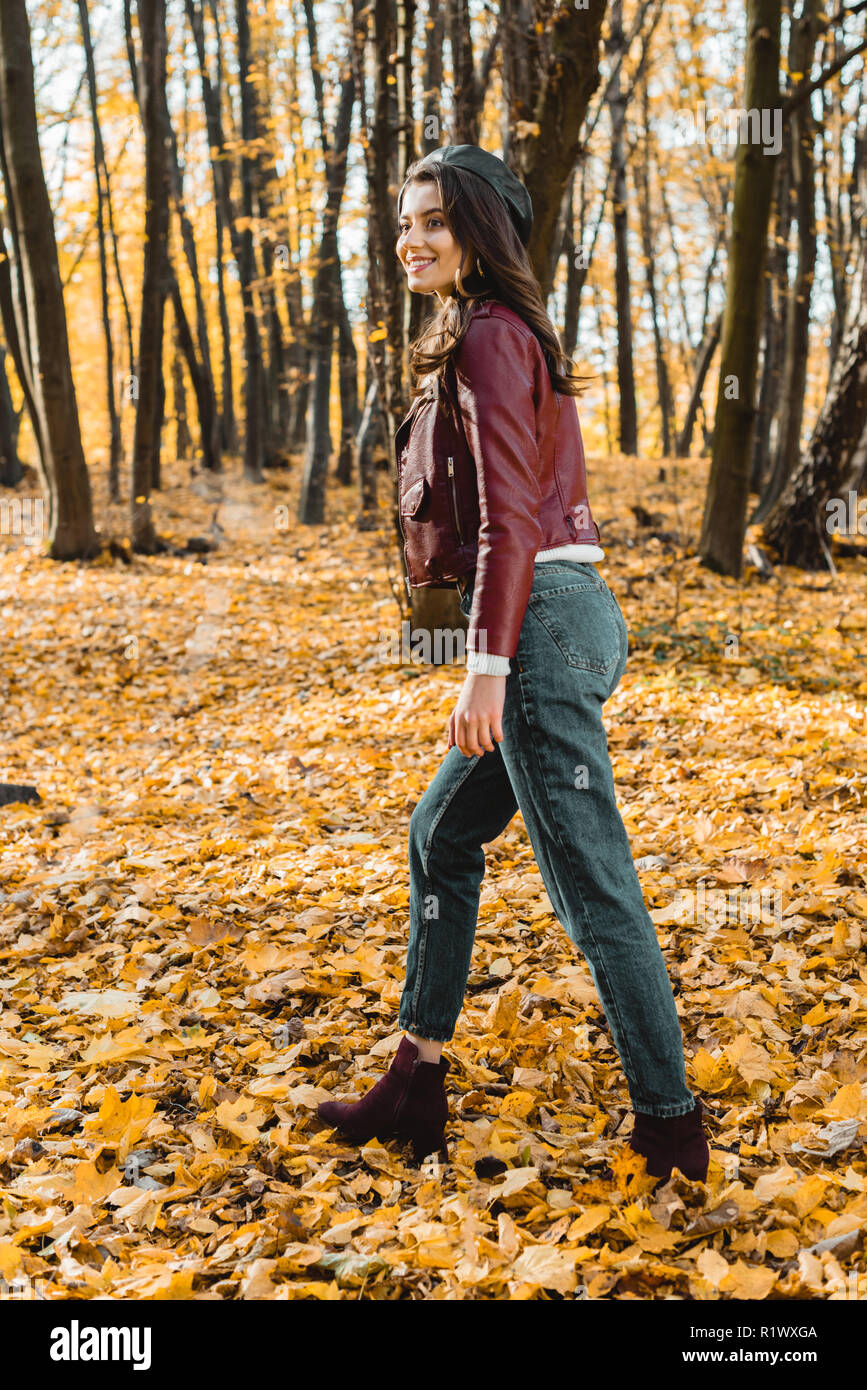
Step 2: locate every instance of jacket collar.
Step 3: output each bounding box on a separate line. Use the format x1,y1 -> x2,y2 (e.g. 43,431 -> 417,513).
394,379 -> 437,445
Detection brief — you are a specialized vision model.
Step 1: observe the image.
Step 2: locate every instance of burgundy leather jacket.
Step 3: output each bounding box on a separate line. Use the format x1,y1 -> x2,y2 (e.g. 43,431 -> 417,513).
395,299 -> 601,661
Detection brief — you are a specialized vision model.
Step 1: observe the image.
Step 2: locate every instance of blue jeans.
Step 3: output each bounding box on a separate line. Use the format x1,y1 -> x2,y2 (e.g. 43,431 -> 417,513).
398,560 -> 696,1117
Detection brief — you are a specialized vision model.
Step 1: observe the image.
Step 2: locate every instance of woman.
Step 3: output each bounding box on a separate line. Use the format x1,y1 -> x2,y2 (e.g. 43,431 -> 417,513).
317,145 -> 709,1185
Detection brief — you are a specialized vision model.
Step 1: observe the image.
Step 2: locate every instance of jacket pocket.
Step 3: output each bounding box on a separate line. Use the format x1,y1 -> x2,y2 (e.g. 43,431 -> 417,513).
400,476 -> 430,520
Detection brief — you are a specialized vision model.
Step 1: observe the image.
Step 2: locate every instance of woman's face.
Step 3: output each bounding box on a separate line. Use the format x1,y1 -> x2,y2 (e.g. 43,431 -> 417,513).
396,182 -> 472,303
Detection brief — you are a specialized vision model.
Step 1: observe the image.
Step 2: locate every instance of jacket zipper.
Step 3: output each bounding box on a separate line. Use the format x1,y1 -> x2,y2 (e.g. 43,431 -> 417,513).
398,520 -> 412,598
396,443 -> 413,598
446,457 -> 464,546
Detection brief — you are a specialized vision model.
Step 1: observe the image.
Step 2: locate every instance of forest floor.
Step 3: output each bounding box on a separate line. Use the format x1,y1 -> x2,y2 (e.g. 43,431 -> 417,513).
1,450 -> 866,1300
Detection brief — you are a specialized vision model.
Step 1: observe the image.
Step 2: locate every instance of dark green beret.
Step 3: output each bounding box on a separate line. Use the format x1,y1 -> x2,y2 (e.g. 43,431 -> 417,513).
405,144 -> 533,247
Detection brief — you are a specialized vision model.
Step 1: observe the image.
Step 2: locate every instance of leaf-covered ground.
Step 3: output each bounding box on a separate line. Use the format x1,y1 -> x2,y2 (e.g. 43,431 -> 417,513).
1,453 -> 866,1300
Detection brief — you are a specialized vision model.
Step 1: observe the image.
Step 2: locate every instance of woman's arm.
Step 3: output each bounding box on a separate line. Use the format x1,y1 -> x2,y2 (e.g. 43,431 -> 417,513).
447,314 -> 544,754
452,314 -> 544,668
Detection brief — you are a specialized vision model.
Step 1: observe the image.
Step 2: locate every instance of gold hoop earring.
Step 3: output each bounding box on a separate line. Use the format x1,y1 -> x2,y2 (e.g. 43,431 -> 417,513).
476,258 -> 485,277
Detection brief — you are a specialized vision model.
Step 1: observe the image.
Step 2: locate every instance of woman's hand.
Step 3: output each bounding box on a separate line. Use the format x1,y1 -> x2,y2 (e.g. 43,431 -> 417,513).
448,673 -> 506,756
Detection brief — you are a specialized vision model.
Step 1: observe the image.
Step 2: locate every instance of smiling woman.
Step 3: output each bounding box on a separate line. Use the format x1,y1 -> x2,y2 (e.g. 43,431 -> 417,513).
316,144 -> 710,1187
396,188 -> 472,299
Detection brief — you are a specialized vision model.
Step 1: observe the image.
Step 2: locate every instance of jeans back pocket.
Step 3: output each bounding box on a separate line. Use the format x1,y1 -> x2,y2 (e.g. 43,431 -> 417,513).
527,577 -> 622,675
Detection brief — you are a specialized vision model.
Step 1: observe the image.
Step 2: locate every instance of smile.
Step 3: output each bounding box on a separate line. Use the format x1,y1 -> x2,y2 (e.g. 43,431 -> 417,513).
407,258 -> 435,271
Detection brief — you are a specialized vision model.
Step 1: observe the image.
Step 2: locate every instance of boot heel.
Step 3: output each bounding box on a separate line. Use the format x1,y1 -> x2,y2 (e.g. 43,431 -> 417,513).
410,1133 -> 449,1166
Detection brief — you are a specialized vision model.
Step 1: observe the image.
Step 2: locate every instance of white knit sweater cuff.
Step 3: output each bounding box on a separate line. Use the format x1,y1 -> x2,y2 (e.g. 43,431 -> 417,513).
467,650 -> 512,676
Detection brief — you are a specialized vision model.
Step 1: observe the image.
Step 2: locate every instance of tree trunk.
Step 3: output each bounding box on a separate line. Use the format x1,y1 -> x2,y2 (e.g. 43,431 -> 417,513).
214,201 -> 237,452
676,314 -> 722,458
208,0 -> 238,455
0,227 -> 43,468
169,276 -> 212,470
279,25 -> 312,454
563,168 -> 582,357
131,0 -> 170,552
757,0 -> 821,521
636,80 -> 673,459
78,0 -> 123,501
750,148 -> 790,494
844,412 -> 867,494
0,0 -> 97,558
245,38 -> 281,469
0,343 -> 22,486
172,321 -> 192,460
363,0 -> 404,443
607,0 -> 638,455
298,0 -> 359,484
102,115 -> 135,437
236,0 -> 265,483
356,378 -> 381,528
126,0 -> 213,487
501,0 -> 607,301
335,267 -> 359,485
158,70 -> 221,471
448,0 -> 480,145
659,172 -> 697,360
254,113 -> 290,459
566,158 -> 615,363
151,340 -> 166,491
298,71 -> 355,524
762,156 -> 867,566
698,0 -> 782,577
185,0 -> 237,453
820,30 -> 857,375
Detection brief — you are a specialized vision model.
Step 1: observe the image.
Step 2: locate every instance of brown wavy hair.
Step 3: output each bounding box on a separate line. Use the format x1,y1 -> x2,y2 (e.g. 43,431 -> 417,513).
396,157 -> 593,406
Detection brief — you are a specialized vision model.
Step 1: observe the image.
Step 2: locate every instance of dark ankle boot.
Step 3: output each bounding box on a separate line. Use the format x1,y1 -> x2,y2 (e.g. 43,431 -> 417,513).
627,1097 -> 709,1182
317,1035 -> 450,1164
